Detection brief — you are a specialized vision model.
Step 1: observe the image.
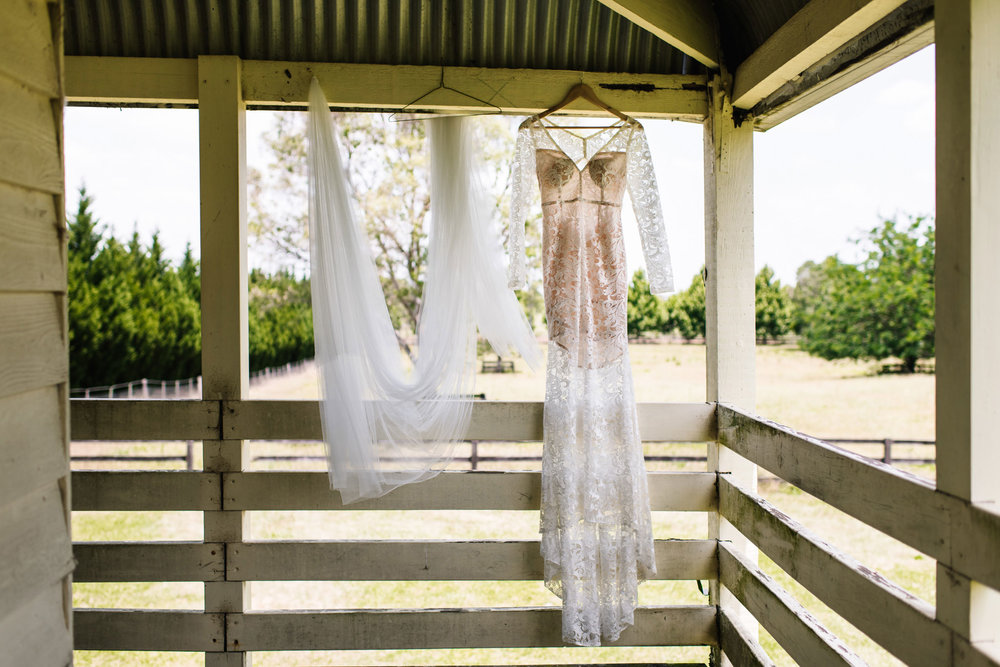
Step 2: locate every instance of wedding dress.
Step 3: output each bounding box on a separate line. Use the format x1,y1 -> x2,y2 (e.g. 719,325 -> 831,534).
508,116 -> 673,646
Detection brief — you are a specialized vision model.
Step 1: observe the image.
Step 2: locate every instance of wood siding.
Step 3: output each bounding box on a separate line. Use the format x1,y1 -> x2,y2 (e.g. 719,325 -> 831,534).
0,0 -> 72,664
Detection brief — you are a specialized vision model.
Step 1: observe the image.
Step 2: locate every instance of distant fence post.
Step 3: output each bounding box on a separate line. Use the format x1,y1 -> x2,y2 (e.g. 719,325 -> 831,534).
883,438 -> 893,465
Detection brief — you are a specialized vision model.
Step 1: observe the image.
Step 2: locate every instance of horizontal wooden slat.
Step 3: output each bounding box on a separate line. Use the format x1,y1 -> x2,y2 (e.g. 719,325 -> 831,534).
951,502 -> 1000,598
72,471 -> 221,511
0,78 -> 62,193
0,0 -> 60,97
74,610 -> 224,651
0,580 -> 72,667
0,181 -> 64,292
718,404 -> 950,560
0,482 -> 74,622
719,478 -> 950,665
719,608 -> 775,667
719,544 -> 865,666
74,542 -> 225,582
66,56 -> 709,120
228,539 -> 715,582
71,399 -> 219,440
0,385 -> 66,509
225,471 -> 716,511
224,400 -> 716,442
228,605 -> 717,650
0,292 -> 66,400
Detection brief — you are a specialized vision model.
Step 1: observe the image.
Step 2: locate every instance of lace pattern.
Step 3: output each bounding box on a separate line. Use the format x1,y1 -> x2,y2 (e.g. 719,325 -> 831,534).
509,116 -> 671,646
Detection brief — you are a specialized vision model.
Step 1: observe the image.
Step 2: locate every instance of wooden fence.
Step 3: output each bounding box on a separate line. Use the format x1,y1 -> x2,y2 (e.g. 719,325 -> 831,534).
69,399 -> 1000,664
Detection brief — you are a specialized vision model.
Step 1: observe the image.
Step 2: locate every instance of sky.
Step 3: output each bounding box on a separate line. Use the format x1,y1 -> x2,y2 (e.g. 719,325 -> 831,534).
63,46 -> 935,287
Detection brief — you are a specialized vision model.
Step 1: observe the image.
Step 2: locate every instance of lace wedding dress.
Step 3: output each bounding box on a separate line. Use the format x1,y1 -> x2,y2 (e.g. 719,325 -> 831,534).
508,116 -> 673,646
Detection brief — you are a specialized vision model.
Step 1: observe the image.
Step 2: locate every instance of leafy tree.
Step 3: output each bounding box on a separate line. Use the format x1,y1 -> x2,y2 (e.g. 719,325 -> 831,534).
755,265 -> 792,343
798,217 -> 935,372
666,270 -> 706,342
627,269 -> 666,337
248,111 -> 545,352
67,189 -> 201,387
249,269 -> 315,370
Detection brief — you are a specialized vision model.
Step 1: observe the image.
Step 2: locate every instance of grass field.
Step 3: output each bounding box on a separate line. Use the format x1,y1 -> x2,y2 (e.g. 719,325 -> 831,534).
73,343 -> 936,666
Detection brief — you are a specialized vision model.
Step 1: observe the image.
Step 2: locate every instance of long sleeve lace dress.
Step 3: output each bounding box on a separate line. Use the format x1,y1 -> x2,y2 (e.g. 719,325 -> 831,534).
508,116 -> 674,646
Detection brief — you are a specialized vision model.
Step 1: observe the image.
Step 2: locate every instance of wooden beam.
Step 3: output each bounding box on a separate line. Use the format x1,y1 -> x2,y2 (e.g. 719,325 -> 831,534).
593,0 -> 719,68
732,0 -> 909,109
227,605 -> 717,651
223,399 -> 716,442
703,75 -> 758,663
936,1 -> 1000,654
64,56 -> 709,120
74,610 -> 225,651
72,471 -> 221,511
224,470 -> 717,512
74,542 -> 225,582
0,293 -> 66,401
70,399 -> 220,441
750,0 -> 933,130
718,609 -> 774,667
719,478 -> 951,665
718,544 -> 865,666
228,539 -> 716,582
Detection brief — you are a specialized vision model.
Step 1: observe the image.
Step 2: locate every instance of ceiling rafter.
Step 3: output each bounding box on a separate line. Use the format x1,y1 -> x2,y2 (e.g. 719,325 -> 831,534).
594,0 -> 719,70
732,0 -> 910,109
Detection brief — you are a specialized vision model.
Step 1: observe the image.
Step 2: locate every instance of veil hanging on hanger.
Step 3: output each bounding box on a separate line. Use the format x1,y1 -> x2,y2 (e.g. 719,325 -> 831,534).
307,78 -> 540,503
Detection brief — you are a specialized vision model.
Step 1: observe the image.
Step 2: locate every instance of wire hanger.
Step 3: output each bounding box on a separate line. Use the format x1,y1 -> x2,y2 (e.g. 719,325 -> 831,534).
390,67 -> 503,121
535,83 -> 630,129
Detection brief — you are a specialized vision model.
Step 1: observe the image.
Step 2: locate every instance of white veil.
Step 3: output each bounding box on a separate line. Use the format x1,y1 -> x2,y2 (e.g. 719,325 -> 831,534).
307,79 -> 540,503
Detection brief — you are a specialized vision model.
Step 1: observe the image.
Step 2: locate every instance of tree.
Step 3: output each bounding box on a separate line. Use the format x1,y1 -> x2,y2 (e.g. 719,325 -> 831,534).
797,217 -> 935,372
248,111 -> 545,351
627,269 -> 666,337
755,265 -> 792,343
665,270 -> 706,342
248,269 -> 315,370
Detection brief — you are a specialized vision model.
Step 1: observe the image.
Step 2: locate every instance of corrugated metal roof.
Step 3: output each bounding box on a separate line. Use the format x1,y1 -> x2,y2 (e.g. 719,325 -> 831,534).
63,0 -> 706,75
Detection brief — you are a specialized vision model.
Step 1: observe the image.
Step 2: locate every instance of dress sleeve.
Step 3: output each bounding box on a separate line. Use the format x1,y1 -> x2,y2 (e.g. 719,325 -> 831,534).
626,123 -> 674,295
507,121 -> 536,290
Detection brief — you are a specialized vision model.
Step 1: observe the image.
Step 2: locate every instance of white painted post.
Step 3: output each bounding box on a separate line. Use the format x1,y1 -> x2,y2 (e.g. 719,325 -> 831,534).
704,74 -> 759,666
198,54 -> 251,667
935,1 -> 1000,660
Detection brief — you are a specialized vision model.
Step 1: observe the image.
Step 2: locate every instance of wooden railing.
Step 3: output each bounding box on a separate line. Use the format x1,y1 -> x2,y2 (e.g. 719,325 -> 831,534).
71,399 -> 722,662
716,405 -> 1000,666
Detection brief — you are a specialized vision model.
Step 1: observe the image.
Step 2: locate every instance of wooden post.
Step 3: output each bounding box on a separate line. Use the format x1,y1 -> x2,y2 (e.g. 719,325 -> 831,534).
198,55 -> 251,667
704,73 -> 758,666
935,1 -> 1000,660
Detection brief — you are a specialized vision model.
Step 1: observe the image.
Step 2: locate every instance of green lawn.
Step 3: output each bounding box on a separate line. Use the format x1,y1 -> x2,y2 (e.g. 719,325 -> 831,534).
73,342 -> 936,666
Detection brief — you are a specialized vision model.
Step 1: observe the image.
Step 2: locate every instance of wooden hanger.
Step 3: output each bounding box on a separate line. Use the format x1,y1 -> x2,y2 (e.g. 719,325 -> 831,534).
536,83 -> 629,129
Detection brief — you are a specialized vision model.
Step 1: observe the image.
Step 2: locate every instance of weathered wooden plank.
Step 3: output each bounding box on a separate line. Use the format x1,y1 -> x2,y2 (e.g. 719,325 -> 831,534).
223,400 -> 716,442
74,542 -> 225,582
0,181 -> 64,292
227,605 -> 717,651
70,399 -> 220,441
72,471 -> 221,511
719,478 -> 951,665
64,56 -> 199,104
228,539 -> 715,582
64,56 -> 709,120
733,0 -> 909,109
718,405 -> 950,561
0,78 -> 62,194
0,385 -> 66,509
0,580 -> 72,667
950,503 -> 1000,597
718,544 -> 865,666
719,608 -> 775,667
594,0 -> 719,68
74,610 -> 225,651
0,0 -> 60,97
0,292 -> 66,400
224,471 -> 716,512
0,481 -> 74,623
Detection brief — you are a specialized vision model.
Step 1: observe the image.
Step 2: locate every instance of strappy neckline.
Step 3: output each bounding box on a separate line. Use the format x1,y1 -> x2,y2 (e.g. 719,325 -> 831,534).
529,116 -> 635,171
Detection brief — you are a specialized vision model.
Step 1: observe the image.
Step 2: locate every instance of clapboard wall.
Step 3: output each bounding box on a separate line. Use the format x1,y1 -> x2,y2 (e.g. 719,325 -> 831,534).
0,0 -> 74,664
